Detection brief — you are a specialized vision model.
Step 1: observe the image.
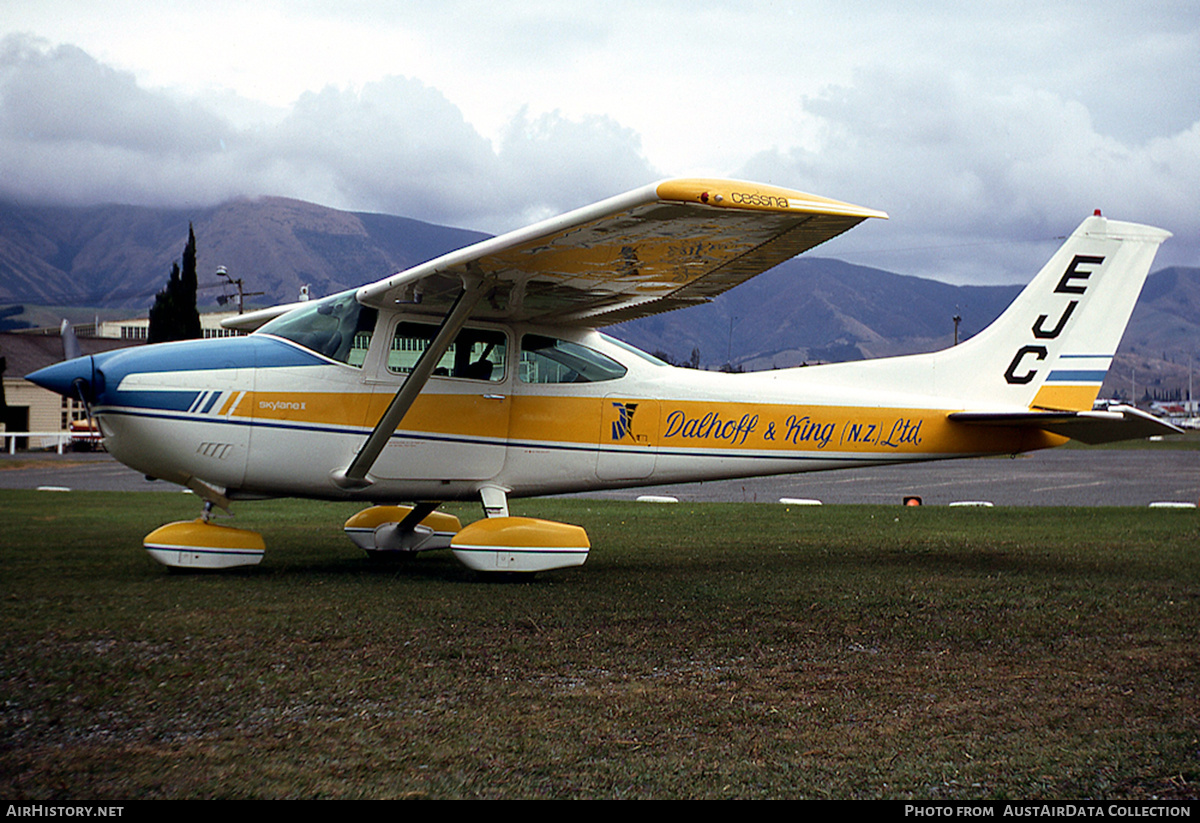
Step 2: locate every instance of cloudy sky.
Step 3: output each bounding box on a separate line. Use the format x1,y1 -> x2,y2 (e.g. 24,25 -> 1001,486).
2,1 -> 1197,284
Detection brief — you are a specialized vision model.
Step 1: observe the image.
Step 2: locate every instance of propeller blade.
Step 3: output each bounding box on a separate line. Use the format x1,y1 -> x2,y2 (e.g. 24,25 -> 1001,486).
60,319 -> 81,361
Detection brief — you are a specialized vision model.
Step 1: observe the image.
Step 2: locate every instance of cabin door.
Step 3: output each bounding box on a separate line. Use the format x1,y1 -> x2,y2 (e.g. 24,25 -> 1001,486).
365,319 -> 511,481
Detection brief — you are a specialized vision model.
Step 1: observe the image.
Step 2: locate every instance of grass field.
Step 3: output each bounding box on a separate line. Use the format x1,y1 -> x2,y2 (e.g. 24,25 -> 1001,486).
1,491 -> 1198,799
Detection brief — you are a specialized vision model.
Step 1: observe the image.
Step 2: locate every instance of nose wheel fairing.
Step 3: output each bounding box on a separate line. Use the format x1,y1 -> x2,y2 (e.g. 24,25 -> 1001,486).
143,519 -> 265,569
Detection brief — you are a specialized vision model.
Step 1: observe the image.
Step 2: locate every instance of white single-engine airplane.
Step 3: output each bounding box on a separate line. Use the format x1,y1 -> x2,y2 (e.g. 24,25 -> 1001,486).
28,179 -> 1177,574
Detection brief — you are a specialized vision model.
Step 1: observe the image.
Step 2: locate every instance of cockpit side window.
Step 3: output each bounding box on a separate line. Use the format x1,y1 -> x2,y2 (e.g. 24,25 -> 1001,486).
258,292 -> 377,367
388,322 -> 507,382
520,335 -> 627,383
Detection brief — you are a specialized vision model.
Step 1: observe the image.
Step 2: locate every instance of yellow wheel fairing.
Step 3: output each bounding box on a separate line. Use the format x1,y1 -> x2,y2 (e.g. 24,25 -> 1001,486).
343,505 -> 462,553
451,517 -> 590,573
143,519 -> 265,569
343,505 -> 462,534
453,516 -> 590,549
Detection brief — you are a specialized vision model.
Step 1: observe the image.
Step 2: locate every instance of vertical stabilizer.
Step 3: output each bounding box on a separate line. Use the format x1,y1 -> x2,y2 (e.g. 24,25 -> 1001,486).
919,215 -> 1170,410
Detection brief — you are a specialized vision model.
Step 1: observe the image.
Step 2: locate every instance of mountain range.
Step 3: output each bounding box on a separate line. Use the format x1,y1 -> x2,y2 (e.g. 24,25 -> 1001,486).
1,197 -> 1196,401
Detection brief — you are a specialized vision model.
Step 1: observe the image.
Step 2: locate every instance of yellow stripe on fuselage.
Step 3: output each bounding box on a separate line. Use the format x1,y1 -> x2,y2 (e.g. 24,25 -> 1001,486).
216,391 -> 240,416
238,391 -> 1062,456
603,398 -> 1061,455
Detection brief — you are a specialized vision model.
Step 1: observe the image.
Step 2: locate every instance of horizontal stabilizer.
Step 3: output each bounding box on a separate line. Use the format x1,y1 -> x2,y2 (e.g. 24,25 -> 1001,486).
949,405 -> 1182,445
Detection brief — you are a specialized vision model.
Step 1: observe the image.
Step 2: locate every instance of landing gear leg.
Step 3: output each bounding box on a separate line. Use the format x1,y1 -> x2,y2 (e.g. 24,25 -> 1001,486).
480,485 -> 509,518
343,504 -> 462,556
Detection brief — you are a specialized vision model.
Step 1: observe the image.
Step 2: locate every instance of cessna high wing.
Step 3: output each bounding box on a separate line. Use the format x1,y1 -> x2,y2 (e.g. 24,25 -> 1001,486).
27,179 -> 1177,574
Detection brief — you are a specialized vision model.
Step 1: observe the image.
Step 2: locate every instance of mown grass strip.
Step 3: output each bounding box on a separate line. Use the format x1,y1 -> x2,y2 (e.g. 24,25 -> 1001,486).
2,491 -> 1197,799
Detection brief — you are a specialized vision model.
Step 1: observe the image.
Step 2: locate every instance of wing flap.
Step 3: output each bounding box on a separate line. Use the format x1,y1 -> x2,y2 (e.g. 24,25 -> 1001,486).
949,405 -> 1182,445
356,179 -> 886,326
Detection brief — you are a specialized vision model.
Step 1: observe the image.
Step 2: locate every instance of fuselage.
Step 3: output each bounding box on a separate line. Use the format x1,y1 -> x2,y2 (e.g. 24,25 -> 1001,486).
29,305 -> 1059,504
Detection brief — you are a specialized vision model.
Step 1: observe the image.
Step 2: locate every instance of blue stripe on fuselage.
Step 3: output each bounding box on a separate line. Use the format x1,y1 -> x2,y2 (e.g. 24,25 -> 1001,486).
110,390 -> 203,412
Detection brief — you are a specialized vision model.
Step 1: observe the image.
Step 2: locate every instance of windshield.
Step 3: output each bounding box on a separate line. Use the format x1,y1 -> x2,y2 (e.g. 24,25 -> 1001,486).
258,292 -> 378,367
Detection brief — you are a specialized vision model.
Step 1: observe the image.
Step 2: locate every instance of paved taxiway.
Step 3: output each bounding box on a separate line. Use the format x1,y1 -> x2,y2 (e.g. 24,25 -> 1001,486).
580,448 -> 1200,507
1,448 -> 1197,507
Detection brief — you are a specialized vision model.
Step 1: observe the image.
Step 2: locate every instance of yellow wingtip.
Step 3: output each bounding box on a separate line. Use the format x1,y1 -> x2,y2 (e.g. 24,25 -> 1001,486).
655,178 -> 888,220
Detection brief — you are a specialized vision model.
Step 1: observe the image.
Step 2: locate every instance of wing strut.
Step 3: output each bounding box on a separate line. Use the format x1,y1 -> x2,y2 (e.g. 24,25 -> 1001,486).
332,280 -> 485,490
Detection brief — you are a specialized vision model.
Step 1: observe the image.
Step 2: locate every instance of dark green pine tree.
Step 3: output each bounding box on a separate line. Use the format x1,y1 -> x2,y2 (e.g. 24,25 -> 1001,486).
148,224 -> 202,343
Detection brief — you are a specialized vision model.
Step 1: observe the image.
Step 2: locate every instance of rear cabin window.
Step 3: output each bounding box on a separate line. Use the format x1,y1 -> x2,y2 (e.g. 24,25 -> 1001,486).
602,333 -> 670,367
387,322 -> 507,382
519,335 -> 627,384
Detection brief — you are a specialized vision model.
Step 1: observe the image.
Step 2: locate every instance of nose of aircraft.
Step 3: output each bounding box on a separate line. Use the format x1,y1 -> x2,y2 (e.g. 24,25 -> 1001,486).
26,355 -> 101,402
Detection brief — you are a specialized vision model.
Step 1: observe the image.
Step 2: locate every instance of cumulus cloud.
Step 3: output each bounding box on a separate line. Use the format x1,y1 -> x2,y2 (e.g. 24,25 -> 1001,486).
740,68 -> 1200,282
0,36 -> 229,153
0,29 -> 1195,285
0,35 -> 238,205
0,35 -> 658,232
254,76 -> 501,221
492,109 -> 658,226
